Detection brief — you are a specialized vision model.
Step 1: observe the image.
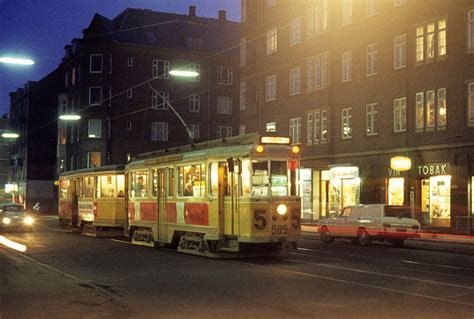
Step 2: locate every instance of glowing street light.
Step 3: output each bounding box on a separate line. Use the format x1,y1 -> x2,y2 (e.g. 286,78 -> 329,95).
59,114 -> 81,121
0,57 -> 35,66
169,70 -> 199,77
1,132 -> 19,139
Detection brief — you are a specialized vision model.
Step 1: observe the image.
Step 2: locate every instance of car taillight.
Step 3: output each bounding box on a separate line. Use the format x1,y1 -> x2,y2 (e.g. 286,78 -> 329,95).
383,223 -> 391,228
412,225 -> 420,230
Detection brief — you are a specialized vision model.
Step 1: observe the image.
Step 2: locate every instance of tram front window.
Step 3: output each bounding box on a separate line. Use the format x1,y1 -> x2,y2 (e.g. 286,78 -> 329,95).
252,160 -> 294,197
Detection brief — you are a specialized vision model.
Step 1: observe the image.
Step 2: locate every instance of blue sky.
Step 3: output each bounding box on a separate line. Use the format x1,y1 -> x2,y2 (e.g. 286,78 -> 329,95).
0,0 -> 240,115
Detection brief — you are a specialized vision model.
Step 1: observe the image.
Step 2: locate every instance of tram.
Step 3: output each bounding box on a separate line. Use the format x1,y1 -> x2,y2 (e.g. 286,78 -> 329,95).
126,134 -> 301,257
58,165 -> 126,236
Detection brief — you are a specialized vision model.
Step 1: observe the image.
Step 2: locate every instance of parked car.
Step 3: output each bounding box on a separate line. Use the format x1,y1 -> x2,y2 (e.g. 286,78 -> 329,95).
318,204 -> 421,247
0,203 -> 34,232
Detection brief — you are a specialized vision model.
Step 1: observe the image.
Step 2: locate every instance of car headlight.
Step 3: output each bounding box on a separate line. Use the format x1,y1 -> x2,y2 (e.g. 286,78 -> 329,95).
2,217 -> 11,225
24,216 -> 34,225
276,204 -> 287,216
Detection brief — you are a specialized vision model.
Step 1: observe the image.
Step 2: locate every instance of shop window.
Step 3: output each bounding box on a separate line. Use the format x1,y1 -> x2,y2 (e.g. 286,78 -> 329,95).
388,177 -> 404,205
178,164 -> 205,197
430,175 -> 451,223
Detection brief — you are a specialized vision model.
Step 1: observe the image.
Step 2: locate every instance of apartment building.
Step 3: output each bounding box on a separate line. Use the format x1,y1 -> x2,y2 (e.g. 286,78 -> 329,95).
240,0 -> 474,232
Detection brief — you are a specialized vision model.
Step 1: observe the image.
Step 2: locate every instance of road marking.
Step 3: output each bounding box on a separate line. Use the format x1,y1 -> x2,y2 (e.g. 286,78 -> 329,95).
288,254 -> 474,291
236,260 -> 474,308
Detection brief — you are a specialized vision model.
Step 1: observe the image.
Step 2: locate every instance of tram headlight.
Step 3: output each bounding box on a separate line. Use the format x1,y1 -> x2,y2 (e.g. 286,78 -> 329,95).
2,217 -> 11,225
24,216 -> 34,225
276,204 -> 288,216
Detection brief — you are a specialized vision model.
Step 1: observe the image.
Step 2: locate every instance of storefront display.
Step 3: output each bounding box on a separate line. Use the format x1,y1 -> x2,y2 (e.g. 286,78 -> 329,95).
388,177 -> 404,205
430,175 -> 451,224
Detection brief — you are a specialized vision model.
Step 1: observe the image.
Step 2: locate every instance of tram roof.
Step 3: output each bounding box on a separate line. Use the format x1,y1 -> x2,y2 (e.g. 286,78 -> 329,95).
59,164 -> 126,177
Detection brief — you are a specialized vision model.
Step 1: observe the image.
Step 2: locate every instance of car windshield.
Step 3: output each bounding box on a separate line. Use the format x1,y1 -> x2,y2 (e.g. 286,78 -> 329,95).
2,205 -> 24,212
384,206 -> 412,218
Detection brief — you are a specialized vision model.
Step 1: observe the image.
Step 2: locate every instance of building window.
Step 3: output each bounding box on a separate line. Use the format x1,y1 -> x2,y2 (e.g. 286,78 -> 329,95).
65,72 -> 69,88
127,57 -> 133,67
341,108 -> 352,139
89,54 -> 103,73
366,43 -> 378,76
127,89 -> 133,99
416,26 -> 424,63
126,120 -> 132,131
307,113 -> 313,143
468,82 -> 474,124
308,53 -> 329,89
426,22 -> 436,60
151,122 -> 168,141
239,125 -> 246,135
88,119 -> 102,138
415,92 -> 424,131
307,109 -> 327,144
342,0 -> 352,26
342,51 -> 352,82
366,103 -> 378,136
393,0 -> 406,7
240,81 -> 246,111
393,97 -> 407,132
426,90 -> 436,129
266,75 -> 277,102
290,17 -> 302,46
321,110 -> 328,141
438,19 -> 447,57
289,67 -> 302,95
190,63 -> 200,82
393,34 -> 407,69
217,67 -> 233,85
308,0 -> 328,37
87,152 -> 101,168
266,27 -> 278,55
469,10 -> 474,50
152,60 -> 170,79
152,90 -> 169,110
190,124 -> 200,140
189,94 -> 200,112
289,117 -> 301,144
366,0 -> 377,17
187,37 -> 203,50
216,126 -> 232,138
437,88 -> 447,128
240,37 -> 246,67
266,122 -> 276,132
89,87 -> 102,105
217,96 -> 233,114
71,68 -> 76,86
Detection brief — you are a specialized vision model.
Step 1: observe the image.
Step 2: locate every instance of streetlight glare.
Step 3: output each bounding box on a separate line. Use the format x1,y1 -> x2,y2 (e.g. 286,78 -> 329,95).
59,114 -> 81,121
1,132 -> 19,139
0,57 -> 35,65
169,70 -> 199,77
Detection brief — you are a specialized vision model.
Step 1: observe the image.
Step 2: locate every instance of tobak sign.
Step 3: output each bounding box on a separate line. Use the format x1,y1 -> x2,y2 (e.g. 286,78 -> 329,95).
417,162 -> 450,176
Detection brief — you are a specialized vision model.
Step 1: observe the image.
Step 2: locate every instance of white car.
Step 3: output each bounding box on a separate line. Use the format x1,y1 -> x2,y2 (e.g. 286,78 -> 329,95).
318,204 -> 421,247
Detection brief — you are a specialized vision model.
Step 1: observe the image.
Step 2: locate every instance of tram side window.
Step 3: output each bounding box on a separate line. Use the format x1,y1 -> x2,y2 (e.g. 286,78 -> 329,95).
178,164 -> 205,197
131,171 -> 148,198
97,175 -> 116,198
209,162 -> 219,196
252,161 -> 269,197
288,160 -> 299,196
81,177 -> 94,198
241,159 -> 251,197
59,179 -> 70,199
117,175 -> 125,197
271,161 -> 288,196
151,170 -> 158,197
168,168 -> 174,197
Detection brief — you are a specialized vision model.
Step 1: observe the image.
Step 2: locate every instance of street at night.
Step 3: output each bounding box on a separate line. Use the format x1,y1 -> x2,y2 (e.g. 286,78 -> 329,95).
1,217 -> 473,318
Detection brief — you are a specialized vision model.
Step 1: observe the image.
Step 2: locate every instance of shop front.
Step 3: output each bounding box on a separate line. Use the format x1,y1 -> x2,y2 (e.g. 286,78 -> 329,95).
324,166 -> 360,218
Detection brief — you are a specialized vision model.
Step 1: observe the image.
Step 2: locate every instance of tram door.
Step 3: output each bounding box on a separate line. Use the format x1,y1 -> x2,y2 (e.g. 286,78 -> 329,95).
218,164 -> 227,237
157,168 -> 167,242
71,179 -> 79,228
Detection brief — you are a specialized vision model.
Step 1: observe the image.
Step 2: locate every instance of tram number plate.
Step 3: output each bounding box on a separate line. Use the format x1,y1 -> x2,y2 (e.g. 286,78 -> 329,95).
272,225 -> 288,235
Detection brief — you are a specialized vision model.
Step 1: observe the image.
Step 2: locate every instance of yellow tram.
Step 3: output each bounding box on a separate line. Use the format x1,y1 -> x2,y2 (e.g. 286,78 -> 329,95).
58,165 -> 126,236
126,134 -> 301,256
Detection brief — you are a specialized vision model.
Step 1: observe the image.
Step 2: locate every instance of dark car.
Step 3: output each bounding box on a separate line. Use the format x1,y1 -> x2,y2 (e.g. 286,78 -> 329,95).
0,203 -> 35,232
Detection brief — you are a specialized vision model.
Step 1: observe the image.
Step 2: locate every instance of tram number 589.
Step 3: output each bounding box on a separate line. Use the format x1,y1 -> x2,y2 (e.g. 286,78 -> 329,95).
272,225 -> 288,235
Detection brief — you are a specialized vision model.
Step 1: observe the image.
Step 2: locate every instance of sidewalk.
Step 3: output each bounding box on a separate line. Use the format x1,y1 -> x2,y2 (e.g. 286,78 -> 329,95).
301,224 -> 474,245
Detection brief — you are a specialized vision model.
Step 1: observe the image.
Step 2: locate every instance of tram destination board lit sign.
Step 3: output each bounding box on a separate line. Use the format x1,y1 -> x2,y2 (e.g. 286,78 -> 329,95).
260,136 -> 291,144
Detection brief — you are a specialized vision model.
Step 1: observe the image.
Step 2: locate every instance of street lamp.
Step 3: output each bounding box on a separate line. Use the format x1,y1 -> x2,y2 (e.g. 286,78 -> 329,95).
169,70 -> 199,77
59,114 -> 81,121
0,57 -> 35,66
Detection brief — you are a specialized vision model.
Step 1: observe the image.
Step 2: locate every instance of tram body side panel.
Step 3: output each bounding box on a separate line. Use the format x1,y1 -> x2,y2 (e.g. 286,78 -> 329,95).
95,199 -> 125,227
58,199 -> 72,227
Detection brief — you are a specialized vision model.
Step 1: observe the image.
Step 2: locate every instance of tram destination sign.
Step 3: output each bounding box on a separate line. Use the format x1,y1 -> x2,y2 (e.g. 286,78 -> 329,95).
417,162 -> 450,176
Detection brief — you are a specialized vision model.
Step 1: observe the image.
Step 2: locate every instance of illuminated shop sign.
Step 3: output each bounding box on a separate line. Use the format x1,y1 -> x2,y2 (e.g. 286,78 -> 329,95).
417,163 -> 450,176
329,166 -> 359,179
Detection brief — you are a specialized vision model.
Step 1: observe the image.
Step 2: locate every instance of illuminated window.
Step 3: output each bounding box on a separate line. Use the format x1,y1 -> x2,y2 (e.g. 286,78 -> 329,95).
266,28 -> 278,55
388,178 -> 404,206
152,60 -> 169,79
366,0 -> 377,17
341,108 -> 352,139
266,122 -> 276,132
89,54 -> 103,73
393,97 -> 406,132
438,19 -> 447,56
289,117 -> 301,144
266,75 -> 277,102
426,90 -> 435,129
342,0 -> 352,26
151,122 -> 168,141
289,67 -> 302,95
437,88 -> 447,128
178,164 -> 205,198
87,152 -> 101,168
426,23 -> 435,60
308,0 -> 328,37
416,26 -> 424,62
415,92 -> 424,131
290,17 -> 302,46
130,171 -> 148,198
97,175 -> 116,198
321,110 -> 328,142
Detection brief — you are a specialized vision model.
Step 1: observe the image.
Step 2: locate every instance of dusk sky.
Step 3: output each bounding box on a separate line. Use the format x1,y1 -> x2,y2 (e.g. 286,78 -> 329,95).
0,0 -> 240,115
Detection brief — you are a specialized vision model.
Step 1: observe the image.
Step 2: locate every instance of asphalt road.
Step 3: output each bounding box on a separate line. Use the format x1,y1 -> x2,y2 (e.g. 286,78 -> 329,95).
1,217 -> 474,319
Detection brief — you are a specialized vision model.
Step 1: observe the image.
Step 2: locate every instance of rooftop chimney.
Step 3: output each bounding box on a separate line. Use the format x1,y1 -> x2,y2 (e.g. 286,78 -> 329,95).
218,10 -> 227,21
189,5 -> 196,17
